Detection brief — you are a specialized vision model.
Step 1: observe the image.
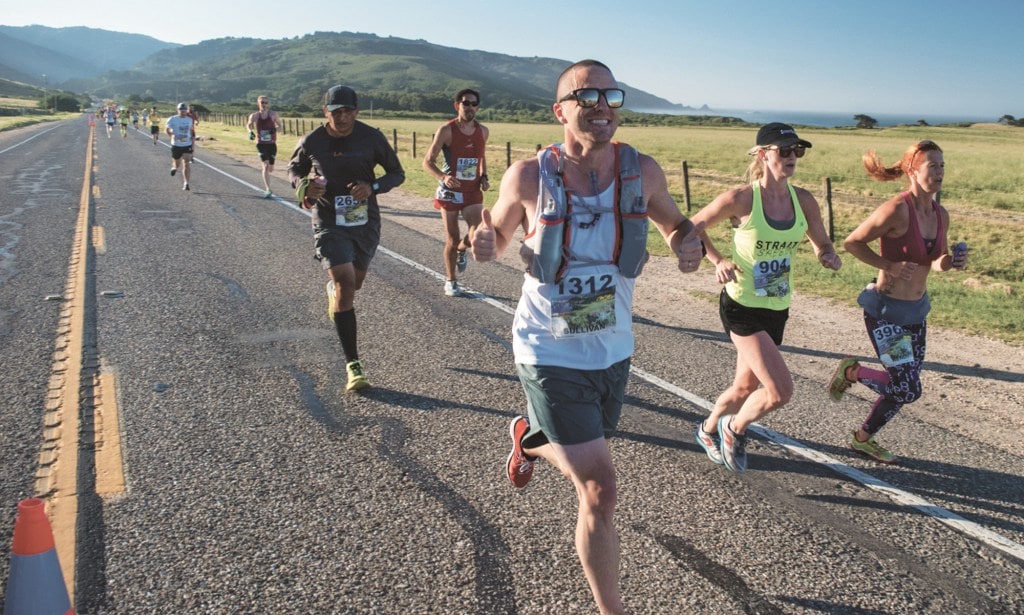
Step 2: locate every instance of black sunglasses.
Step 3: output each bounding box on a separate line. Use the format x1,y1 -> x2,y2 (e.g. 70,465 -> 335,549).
558,88 -> 625,109
766,145 -> 806,158
458,100 -> 480,107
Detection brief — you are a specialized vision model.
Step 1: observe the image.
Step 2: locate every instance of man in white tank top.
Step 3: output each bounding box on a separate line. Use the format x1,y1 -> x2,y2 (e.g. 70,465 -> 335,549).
472,59 -> 706,614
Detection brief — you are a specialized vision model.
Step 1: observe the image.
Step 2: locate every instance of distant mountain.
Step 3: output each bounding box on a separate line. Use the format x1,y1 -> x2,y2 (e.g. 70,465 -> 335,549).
1,27 -> 691,113
0,76 -> 46,99
0,25 -> 177,85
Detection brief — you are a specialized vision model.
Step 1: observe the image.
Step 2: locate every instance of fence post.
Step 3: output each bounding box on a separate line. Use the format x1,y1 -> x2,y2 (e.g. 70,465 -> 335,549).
412,132 -> 417,159
507,142 -> 512,168
823,177 -> 834,242
393,129 -> 398,154
682,161 -> 692,212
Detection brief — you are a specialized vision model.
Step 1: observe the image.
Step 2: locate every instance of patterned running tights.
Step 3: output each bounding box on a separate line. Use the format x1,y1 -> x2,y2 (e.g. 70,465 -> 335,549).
857,313 -> 927,435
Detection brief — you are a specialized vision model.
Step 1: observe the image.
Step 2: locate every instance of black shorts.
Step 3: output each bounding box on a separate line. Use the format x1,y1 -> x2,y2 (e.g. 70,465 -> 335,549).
256,143 -> 277,163
719,289 -> 788,346
313,225 -> 380,271
150,125 -> 159,135
171,145 -> 194,159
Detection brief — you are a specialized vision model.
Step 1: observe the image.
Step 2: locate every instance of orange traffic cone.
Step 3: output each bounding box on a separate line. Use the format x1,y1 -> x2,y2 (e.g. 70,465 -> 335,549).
4,498 -> 73,614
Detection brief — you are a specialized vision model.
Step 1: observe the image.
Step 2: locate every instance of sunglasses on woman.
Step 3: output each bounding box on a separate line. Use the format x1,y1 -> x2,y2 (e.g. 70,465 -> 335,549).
766,145 -> 806,158
558,88 -> 626,109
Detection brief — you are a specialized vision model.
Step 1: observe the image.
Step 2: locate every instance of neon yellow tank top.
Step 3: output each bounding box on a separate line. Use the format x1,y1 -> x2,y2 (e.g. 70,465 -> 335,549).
725,182 -> 808,310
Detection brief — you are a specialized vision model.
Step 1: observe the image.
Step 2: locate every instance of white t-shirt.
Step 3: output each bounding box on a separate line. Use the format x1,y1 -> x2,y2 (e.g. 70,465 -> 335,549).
165,115 -> 194,147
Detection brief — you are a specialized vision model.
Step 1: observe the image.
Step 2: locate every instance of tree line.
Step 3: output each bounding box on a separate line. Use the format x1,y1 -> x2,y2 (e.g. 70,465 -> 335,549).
26,91 -> 1024,131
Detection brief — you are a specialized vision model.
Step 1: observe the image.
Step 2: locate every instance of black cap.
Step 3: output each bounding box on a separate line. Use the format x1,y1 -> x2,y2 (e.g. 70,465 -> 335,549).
756,122 -> 812,148
324,85 -> 358,111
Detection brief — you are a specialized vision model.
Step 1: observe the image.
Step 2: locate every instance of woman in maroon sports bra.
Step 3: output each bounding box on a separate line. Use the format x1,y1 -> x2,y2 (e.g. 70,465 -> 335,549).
827,140 -> 968,463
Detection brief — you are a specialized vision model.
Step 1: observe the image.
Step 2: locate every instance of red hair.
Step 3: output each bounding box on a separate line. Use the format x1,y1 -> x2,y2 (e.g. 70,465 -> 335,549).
863,140 -> 943,182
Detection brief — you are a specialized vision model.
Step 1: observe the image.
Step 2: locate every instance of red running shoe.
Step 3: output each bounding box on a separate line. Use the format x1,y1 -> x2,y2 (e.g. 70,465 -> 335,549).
506,416 -> 535,488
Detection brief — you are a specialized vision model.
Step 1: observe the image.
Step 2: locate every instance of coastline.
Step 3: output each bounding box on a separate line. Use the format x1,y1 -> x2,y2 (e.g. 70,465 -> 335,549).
631,107 -> 997,128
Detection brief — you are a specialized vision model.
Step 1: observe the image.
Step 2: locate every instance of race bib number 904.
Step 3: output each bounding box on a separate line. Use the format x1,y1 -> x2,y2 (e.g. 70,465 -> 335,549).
753,257 -> 791,298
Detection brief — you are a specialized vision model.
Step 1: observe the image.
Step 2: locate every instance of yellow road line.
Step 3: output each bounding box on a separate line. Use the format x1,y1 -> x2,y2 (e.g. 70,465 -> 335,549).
35,122 -> 97,603
94,369 -> 125,498
92,226 -> 106,254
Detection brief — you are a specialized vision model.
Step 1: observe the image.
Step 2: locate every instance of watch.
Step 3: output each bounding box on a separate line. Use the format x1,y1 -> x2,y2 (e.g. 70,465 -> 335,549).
371,181 -> 380,193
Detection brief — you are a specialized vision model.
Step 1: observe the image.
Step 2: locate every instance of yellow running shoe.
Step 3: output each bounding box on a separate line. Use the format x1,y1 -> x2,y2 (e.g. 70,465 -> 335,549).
345,359 -> 371,392
829,357 -> 860,402
850,431 -> 896,464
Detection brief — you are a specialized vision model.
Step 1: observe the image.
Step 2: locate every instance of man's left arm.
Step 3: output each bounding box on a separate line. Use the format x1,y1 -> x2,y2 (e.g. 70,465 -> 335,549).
373,134 -> 406,193
479,125 -> 490,191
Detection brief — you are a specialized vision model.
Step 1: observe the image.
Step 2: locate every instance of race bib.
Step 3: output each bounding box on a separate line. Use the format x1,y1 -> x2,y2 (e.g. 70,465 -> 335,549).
455,157 -> 479,181
334,195 -> 368,227
753,257 -> 791,298
548,274 -> 617,338
259,129 -> 273,142
872,323 -> 914,367
434,184 -> 464,204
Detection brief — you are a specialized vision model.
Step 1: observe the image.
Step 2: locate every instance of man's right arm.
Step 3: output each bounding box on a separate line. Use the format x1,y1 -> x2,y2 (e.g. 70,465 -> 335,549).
473,159 -> 535,262
421,124 -> 450,183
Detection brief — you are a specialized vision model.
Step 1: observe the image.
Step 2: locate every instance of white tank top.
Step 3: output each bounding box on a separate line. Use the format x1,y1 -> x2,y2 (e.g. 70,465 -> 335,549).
513,182 -> 636,369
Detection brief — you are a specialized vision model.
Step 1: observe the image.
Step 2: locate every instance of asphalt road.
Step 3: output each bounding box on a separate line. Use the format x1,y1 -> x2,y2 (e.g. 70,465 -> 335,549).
1,118 -> 1022,614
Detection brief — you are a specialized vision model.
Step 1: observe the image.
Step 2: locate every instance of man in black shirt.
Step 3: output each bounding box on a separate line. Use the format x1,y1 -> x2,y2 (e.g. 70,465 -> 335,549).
287,85 -> 405,392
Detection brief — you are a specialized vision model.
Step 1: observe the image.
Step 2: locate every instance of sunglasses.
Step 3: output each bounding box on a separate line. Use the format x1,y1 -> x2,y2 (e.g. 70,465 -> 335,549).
558,88 -> 625,109
458,100 -> 480,107
766,145 -> 806,158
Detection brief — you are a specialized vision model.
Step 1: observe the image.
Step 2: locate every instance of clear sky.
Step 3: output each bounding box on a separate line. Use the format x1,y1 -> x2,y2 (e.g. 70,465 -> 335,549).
3,0 -> 1021,119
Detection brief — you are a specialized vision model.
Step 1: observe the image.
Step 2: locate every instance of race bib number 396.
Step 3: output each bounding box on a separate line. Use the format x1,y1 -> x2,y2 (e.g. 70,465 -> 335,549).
872,323 -> 914,367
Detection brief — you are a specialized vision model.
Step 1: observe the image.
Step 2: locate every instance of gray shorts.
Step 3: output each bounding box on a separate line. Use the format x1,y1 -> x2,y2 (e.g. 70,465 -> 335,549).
515,357 -> 631,447
313,225 -> 380,271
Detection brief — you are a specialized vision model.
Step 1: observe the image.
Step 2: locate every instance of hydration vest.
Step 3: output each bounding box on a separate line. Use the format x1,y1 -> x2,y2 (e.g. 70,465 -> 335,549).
523,143 -> 649,283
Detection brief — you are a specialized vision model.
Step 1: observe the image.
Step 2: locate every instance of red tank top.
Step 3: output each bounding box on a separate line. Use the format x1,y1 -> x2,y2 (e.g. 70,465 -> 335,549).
441,119 -> 485,191
255,113 -> 277,144
880,193 -> 945,266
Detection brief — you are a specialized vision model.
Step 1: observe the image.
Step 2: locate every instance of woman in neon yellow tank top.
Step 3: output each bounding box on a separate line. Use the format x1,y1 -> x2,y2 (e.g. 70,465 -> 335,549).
690,123 -> 843,473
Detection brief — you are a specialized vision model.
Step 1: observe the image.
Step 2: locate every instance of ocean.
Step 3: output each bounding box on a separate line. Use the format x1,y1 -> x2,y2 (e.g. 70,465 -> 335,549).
634,107 -> 997,128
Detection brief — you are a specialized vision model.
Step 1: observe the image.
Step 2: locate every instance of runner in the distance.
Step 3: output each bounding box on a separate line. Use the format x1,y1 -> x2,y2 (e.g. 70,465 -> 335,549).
422,88 -> 490,296
287,85 -> 405,393
165,102 -> 195,191
246,95 -> 282,198
149,107 -> 161,144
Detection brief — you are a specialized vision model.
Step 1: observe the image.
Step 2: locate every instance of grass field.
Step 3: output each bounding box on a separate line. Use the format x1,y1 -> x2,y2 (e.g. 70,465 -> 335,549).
5,102 -> 1022,344
0,96 -> 77,130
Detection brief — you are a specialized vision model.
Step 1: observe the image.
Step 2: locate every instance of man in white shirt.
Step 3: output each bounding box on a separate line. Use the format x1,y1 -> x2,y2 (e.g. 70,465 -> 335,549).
165,102 -> 195,191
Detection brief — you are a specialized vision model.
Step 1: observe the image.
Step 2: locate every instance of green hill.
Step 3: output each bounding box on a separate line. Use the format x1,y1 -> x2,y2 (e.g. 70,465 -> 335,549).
65,31 -> 691,114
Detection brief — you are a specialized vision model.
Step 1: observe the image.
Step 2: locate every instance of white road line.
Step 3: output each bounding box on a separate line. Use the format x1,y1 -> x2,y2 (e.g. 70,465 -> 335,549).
0,123 -> 63,155
197,151 -> 1024,565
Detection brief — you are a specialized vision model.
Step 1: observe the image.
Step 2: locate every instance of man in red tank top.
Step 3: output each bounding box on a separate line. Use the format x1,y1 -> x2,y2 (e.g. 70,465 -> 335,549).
422,88 -> 491,296
247,95 -> 282,198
